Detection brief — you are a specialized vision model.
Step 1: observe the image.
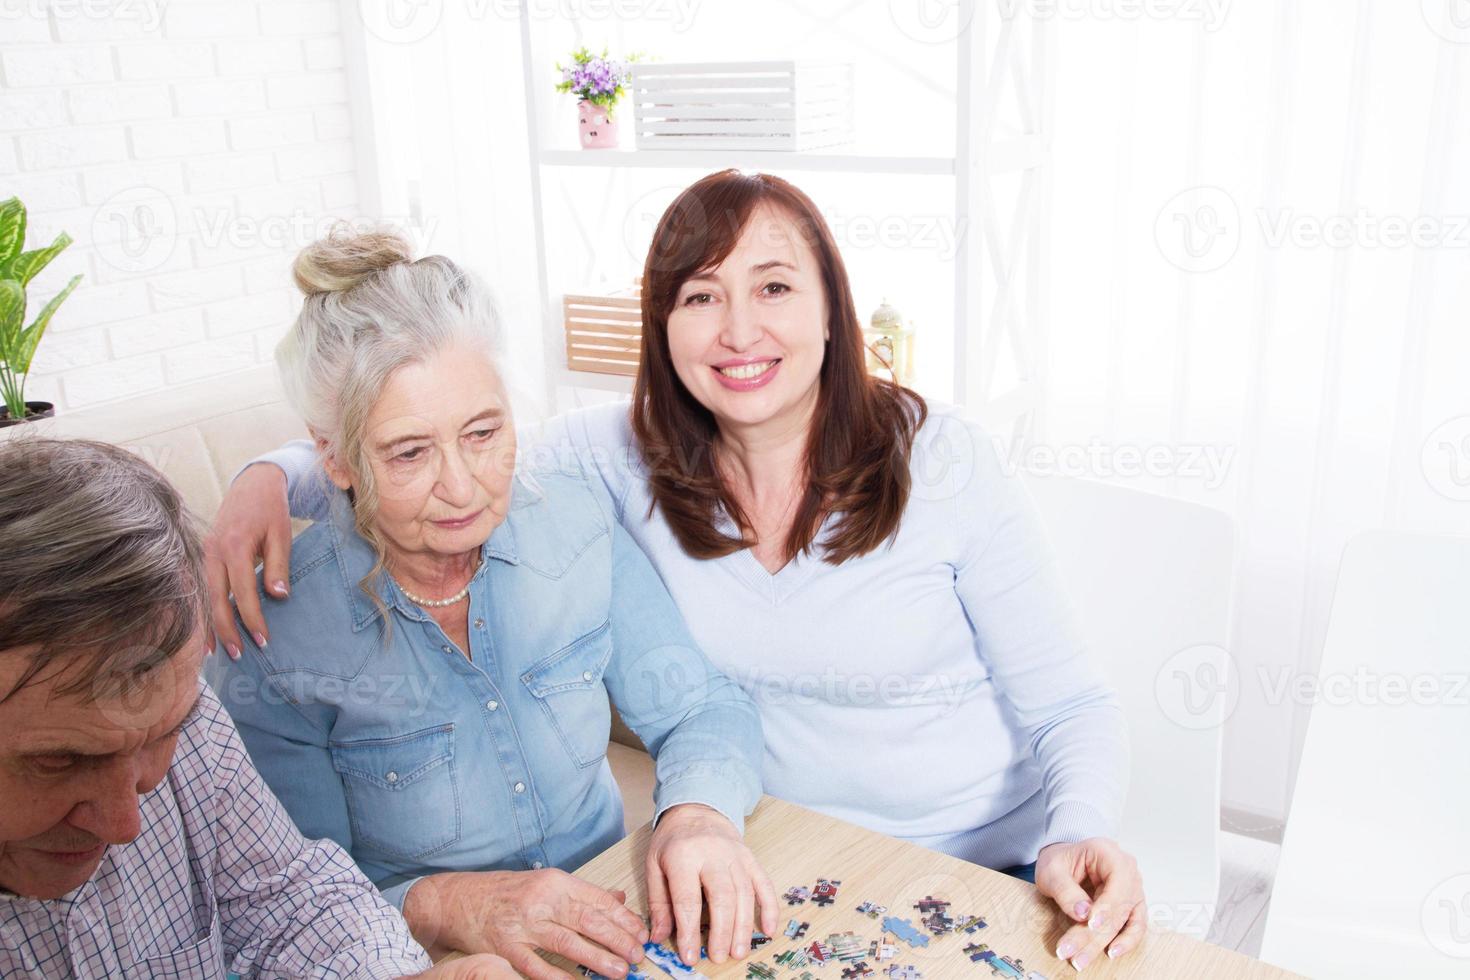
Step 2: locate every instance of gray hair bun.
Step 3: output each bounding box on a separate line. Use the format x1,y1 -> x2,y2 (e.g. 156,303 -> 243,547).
292,223 -> 414,296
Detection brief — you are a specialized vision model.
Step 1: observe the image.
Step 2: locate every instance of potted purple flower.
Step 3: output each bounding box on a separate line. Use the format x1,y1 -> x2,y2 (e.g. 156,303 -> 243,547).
555,47 -> 637,149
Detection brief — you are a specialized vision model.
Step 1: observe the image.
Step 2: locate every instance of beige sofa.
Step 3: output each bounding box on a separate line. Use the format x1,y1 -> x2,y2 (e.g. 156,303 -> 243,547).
0,364 -> 658,832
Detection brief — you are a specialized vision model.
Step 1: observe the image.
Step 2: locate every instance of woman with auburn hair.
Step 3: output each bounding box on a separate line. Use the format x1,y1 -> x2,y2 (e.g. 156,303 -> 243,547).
210,171 -> 1145,973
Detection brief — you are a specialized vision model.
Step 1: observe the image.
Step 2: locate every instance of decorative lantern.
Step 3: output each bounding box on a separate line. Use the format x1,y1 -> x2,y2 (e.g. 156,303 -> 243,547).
863,298 -> 915,385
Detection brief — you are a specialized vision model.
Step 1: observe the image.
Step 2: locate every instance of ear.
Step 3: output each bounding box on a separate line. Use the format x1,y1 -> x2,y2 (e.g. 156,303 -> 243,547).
309,429 -> 355,492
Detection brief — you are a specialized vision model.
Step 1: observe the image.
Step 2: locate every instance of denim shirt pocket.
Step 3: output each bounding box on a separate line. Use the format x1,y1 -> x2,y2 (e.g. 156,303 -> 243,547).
520,620 -> 614,769
329,724 -> 462,861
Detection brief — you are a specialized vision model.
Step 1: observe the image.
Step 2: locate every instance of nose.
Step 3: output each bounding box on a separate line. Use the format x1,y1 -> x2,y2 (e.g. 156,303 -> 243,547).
435,443 -> 477,508
717,293 -> 763,353
68,762 -> 152,846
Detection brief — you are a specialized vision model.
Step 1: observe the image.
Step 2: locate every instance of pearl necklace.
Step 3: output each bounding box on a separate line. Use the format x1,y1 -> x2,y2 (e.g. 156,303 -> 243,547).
390,555 -> 481,609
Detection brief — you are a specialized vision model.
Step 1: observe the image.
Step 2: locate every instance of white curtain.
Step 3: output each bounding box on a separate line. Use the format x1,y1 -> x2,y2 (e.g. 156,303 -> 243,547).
1044,0 -> 1470,830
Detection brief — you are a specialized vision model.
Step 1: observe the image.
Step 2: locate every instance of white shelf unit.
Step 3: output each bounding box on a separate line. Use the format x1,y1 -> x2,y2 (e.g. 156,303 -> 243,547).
516,0 -> 1054,442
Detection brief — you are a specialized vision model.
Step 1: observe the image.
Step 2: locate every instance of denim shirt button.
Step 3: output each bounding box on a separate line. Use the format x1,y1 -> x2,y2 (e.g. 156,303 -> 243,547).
581,670 -> 593,682
531,860 -> 544,870
441,644 -> 452,654
486,699 -> 499,711
474,618 -> 485,629
385,771 -> 399,784
513,781 -> 526,794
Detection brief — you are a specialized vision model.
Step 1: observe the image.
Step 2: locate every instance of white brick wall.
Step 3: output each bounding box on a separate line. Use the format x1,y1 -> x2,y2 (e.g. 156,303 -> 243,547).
0,0 -> 360,411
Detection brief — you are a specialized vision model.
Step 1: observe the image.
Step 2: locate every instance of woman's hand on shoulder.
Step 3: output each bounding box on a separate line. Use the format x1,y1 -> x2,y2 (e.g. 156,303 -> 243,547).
645,803 -> 777,968
1034,836 -> 1147,970
204,462 -> 295,659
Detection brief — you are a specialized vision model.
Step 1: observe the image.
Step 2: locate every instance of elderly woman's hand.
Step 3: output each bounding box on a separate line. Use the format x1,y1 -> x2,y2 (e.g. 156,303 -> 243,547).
203,462 -> 295,659
406,869 -> 648,980
645,803 -> 777,967
408,952 -> 520,980
1035,837 -> 1148,970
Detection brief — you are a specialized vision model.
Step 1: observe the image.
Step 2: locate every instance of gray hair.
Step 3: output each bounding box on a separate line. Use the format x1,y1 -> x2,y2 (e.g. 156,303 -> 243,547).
0,438 -> 206,703
275,224 -> 507,607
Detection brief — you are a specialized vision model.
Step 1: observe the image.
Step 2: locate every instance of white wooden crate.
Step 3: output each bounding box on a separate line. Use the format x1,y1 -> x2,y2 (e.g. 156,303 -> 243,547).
630,61 -> 855,152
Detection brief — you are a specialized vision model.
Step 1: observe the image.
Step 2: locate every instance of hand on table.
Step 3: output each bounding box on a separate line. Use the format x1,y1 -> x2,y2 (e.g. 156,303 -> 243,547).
407,953 -> 520,979
204,461 -> 294,658
406,869 -> 649,980
645,803 -> 778,968
1035,837 -> 1147,971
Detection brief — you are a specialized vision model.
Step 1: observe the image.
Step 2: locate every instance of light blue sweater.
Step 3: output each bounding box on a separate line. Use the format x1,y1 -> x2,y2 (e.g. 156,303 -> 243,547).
259,401 -> 1128,868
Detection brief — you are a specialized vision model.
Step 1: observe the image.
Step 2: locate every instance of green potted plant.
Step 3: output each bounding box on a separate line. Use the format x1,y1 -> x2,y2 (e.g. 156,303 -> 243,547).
0,196 -> 81,427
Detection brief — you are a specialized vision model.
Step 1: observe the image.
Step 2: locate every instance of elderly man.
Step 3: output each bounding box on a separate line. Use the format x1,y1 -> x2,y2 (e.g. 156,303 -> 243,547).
0,438 -> 509,980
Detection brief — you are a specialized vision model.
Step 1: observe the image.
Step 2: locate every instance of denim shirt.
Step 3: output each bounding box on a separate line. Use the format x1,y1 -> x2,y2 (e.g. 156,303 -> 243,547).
206,462 -> 762,910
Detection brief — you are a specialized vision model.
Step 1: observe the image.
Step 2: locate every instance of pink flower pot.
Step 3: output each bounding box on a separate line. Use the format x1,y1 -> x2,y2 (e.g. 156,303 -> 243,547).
578,100 -> 620,149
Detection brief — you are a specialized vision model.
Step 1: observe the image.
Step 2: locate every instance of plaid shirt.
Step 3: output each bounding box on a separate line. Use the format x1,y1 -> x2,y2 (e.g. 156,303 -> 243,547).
0,683 -> 433,979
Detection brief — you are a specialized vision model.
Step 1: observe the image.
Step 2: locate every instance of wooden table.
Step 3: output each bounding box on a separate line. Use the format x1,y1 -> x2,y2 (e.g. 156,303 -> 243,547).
455,796 -> 1306,980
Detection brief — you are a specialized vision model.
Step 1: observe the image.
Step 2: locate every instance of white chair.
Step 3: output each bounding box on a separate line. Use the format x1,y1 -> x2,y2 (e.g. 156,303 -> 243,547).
1260,530 -> 1470,978
1024,473 -> 1236,940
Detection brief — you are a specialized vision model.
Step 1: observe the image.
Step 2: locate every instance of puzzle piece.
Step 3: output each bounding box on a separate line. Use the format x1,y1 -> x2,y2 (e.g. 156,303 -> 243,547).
920,910 -> 954,936
855,901 -> 887,919
807,941 -> 831,964
642,942 -> 710,980
867,940 -> 898,962
955,915 -> 988,934
885,966 -> 922,980
584,968 -> 656,980
785,886 -> 812,906
827,931 -> 866,962
785,920 -> 810,940
751,932 -> 773,950
775,949 -> 811,971
747,964 -> 777,980
811,879 -> 842,907
912,896 -> 950,915
880,917 -> 930,950
840,963 -> 874,980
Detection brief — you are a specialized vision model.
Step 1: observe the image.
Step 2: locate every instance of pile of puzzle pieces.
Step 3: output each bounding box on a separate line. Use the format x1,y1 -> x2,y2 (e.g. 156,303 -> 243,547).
581,883 -> 1046,980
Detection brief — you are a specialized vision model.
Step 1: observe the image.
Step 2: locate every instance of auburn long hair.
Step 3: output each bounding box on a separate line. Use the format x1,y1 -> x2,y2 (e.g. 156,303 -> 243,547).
632,170 -> 928,566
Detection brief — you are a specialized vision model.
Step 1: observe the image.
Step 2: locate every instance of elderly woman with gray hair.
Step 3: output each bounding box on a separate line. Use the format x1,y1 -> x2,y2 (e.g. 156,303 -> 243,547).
207,228 -> 774,978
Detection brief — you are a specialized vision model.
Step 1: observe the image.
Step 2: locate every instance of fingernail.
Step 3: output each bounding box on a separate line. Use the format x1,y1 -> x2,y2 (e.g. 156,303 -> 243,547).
272,580 -> 289,596
735,945 -> 747,957
253,632 -> 268,649
1074,900 -> 1091,920
1056,941 -> 1076,959
1107,945 -> 1122,959
227,643 -> 241,660
1073,952 -> 1091,970
682,950 -> 695,965
1088,912 -> 1104,930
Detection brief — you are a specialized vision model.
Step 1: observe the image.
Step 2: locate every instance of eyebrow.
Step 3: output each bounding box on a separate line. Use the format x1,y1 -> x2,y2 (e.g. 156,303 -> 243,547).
373,407 -> 505,454
20,690 -> 203,759
684,260 -> 797,284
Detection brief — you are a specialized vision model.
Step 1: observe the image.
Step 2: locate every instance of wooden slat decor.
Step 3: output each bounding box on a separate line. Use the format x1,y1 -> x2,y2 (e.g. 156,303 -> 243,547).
563,286 -> 643,377
631,61 -> 855,152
